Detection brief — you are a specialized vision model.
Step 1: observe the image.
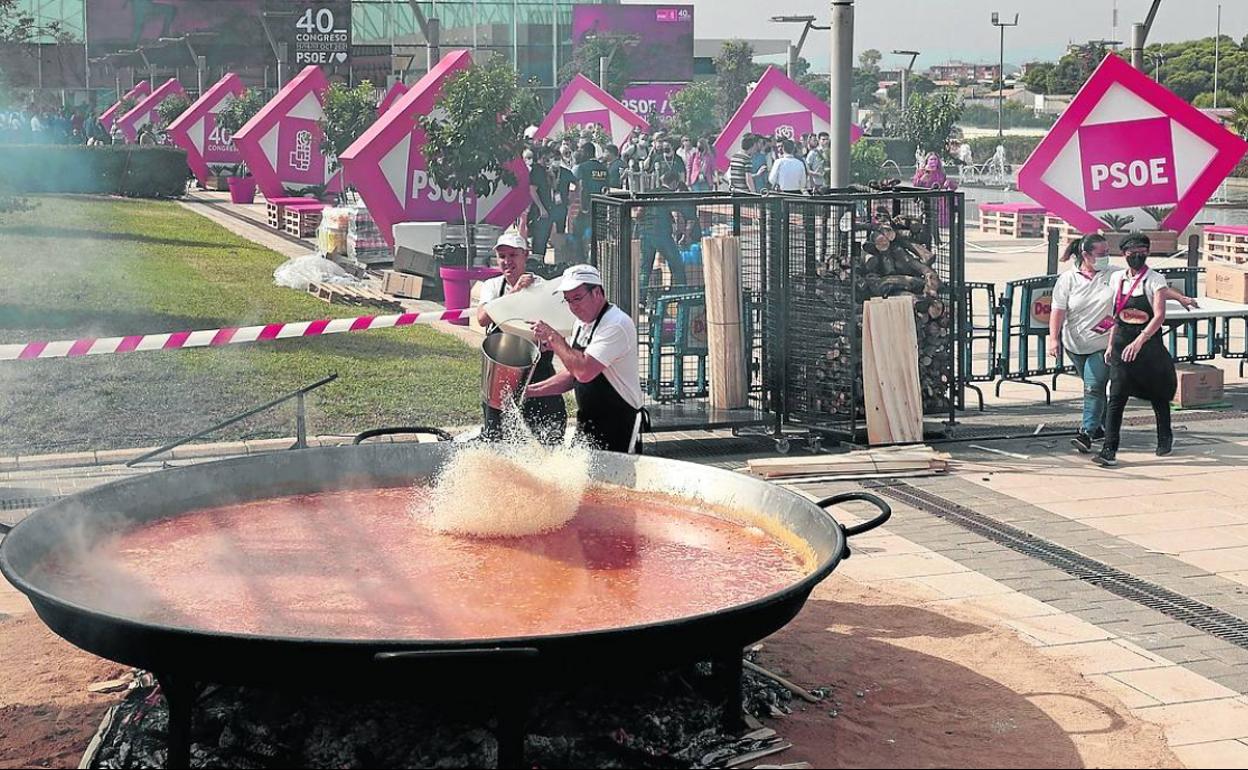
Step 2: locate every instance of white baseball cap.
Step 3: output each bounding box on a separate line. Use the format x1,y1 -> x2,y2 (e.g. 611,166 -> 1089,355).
494,232 -> 528,252
556,264 -> 604,292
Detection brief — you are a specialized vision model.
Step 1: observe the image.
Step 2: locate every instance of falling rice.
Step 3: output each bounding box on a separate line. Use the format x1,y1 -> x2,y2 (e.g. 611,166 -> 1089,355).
418,401 -> 592,538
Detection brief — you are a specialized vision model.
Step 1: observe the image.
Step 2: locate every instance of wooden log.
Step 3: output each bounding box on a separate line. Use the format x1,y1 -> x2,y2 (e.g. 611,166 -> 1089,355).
861,295 -> 924,445
703,235 -> 749,409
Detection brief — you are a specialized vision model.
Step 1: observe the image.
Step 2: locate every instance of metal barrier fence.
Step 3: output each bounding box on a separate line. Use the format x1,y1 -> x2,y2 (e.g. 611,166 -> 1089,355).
589,191 -> 778,433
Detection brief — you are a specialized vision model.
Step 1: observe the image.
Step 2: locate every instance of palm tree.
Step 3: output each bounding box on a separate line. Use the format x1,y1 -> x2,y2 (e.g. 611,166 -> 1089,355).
1227,95 -> 1248,140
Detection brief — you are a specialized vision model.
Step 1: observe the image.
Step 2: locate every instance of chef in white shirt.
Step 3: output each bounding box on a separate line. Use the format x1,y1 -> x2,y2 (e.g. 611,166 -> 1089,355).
527,265 -> 645,453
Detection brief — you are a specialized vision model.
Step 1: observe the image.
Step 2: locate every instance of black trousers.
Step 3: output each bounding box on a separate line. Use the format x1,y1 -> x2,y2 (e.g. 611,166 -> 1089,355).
1102,392 -> 1172,453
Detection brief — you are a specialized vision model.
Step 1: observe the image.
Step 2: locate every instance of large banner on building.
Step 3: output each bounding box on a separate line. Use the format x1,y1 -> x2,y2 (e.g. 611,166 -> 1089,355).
277,1 -> 352,67
168,73 -> 246,185
85,0 -> 265,61
233,65 -> 341,199
341,51 -> 530,247
572,5 -> 694,83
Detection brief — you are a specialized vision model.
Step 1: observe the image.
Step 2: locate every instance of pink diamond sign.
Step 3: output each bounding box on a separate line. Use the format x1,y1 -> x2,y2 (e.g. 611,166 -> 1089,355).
1018,54 -> 1248,234
714,66 -> 862,172
340,50 -> 530,247
233,65 -> 342,200
116,78 -> 185,144
167,73 -> 245,185
100,81 -> 150,132
536,74 -> 648,146
377,81 -> 408,117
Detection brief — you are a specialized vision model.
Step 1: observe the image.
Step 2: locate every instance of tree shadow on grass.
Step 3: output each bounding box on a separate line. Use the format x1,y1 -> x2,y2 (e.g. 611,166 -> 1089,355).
0,224 -> 226,250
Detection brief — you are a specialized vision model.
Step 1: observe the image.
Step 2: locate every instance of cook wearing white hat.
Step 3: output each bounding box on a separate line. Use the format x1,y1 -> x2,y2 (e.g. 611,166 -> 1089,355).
476,232 -> 567,445
529,265 -> 644,453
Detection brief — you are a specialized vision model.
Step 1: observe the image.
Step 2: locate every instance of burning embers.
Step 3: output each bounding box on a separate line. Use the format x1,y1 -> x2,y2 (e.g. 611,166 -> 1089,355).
84,657 -> 807,769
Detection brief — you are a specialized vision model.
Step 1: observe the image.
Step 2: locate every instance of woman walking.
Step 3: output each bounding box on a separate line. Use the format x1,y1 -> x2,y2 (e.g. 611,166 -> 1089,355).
1048,234 -> 1114,452
1094,233 -> 1179,467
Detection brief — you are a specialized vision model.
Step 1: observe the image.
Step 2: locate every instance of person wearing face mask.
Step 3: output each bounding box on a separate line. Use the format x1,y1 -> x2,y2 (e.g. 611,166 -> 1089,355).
1094,233 -> 1187,467
476,233 -> 567,445
1049,234 -> 1116,453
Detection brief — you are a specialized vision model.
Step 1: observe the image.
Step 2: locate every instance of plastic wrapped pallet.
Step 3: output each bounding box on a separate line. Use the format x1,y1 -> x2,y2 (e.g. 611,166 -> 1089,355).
346,205 -> 391,264
316,206 -> 352,257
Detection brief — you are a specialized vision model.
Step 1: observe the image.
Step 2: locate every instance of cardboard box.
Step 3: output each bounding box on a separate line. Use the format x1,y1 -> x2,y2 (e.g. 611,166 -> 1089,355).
381,270 -> 426,299
1205,262 -> 1248,304
394,246 -> 439,277
1173,363 -> 1225,408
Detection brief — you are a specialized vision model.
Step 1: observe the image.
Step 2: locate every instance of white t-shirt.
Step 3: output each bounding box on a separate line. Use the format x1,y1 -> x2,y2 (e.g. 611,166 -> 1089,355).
769,156 -> 807,191
477,273 -> 543,305
1108,267 -> 1167,308
1051,268 -> 1114,354
572,304 -> 643,410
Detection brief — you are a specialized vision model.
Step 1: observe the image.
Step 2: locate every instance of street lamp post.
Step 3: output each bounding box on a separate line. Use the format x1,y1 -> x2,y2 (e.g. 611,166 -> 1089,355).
892,49 -> 920,116
990,12 -> 1019,143
770,15 -> 828,79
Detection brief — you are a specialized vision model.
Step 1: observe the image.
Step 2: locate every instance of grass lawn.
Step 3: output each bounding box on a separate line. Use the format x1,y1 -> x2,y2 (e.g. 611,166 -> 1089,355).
0,196 -> 482,455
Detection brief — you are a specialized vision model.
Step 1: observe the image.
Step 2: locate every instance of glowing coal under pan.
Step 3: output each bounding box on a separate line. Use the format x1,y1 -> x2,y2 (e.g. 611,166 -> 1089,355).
0,441 -> 889,768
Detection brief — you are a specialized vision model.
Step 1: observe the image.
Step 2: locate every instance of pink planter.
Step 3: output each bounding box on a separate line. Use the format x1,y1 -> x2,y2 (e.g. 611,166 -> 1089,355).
440,266 -> 502,326
227,176 -> 257,204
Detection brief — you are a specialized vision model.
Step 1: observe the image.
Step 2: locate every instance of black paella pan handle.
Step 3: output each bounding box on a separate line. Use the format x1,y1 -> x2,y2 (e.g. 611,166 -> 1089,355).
816,492 -> 892,559
352,426 -> 454,445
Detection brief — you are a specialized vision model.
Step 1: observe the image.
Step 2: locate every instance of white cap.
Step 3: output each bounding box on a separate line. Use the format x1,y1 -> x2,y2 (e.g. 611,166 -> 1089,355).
494,232 -> 528,252
556,264 -> 604,292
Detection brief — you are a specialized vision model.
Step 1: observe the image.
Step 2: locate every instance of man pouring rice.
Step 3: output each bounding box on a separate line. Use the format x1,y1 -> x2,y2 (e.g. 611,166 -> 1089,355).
528,265 -> 645,453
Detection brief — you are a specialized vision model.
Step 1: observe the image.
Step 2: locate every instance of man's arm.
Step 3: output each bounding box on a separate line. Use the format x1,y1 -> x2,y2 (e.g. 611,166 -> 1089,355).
546,332 -> 607,383
526,369 -> 576,398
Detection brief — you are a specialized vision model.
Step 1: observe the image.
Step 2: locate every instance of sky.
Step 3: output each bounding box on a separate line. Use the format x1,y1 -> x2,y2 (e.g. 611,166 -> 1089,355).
622,0 -> 1244,73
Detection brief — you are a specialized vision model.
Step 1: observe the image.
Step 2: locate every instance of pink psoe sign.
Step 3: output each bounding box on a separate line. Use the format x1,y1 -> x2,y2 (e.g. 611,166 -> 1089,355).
714,66 -> 862,172
100,81 -> 151,131
535,74 -> 648,146
1018,54 -> 1248,234
168,73 -> 246,185
340,50 -> 531,248
116,78 -> 185,143
232,65 -> 341,200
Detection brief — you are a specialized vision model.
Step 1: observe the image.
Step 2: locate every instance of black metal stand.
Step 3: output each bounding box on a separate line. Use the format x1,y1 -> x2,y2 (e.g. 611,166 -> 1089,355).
713,652 -> 745,734
156,673 -> 194,769
494,688 -> 531,770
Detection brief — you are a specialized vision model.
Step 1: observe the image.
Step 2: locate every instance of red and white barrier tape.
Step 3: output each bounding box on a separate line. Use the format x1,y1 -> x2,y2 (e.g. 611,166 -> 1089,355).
0,308 -> 470,362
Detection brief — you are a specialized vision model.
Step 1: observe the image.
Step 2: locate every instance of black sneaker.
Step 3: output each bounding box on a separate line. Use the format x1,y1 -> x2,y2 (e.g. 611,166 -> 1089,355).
1156,435 -> 1174,457
1091,427 -> 1106,441
1071,432 -> 1093,454
1092,448 -> 1118,467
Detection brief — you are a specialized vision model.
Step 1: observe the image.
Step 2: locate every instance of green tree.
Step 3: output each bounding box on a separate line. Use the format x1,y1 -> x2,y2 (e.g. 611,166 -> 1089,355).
803,73 -> 831,103
155,93 -> 191,127
0,0 -> 60,43
850,139 -> 889,184
320,81 -> 381,175
664,79 -> 719,139
559,32 -> 636,98
886,74 -> 937,102
896,91 -> 963,156
859,49 -> 883,71
421,60 -> 530,263
1227,95 -> 1248,138
215,89 -> 268,176
1022,62 -> 1054,95
715,39 -> 763,124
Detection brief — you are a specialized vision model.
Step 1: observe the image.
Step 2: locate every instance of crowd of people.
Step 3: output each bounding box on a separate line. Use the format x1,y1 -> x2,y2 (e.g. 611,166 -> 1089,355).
0,106 -> 115,145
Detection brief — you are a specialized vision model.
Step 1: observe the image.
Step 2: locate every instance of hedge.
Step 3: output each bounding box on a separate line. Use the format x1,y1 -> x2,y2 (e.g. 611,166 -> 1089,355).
967,135 -> 1044,166
0,145 -> 190,198
861,137 -> 918,167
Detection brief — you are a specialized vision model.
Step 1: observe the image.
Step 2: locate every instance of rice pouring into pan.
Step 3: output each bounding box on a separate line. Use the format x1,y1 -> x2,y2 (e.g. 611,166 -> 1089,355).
417,402 -> 591,538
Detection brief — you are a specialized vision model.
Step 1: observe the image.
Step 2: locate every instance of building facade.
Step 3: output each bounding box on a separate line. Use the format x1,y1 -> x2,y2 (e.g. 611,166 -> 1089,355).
926,61 -> 1001,84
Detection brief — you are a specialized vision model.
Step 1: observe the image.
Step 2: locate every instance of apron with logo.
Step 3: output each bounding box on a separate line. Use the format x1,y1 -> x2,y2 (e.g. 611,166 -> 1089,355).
1108,269 -> 1177,403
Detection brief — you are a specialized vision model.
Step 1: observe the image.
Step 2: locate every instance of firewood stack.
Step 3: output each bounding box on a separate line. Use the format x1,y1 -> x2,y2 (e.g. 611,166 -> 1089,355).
791,208 -> 953,426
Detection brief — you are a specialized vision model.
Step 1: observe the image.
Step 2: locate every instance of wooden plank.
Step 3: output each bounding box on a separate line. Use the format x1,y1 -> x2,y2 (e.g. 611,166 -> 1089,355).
862,296 -> 923,445
703,235 -> 749,410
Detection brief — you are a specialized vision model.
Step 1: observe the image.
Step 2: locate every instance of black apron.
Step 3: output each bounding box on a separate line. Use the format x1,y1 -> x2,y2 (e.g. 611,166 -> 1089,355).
481,276 -> 567,445
1108,271 -> 1177,403
572,303 -> 642,454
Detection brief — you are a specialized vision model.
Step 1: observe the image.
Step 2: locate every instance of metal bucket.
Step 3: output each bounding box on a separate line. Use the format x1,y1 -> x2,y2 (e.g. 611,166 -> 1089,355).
481,332 -> 540,410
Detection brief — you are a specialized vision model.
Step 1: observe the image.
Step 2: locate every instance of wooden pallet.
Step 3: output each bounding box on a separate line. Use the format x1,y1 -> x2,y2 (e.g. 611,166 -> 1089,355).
1204,226 -> 1248,265
980,206 -> 1045,238
307,281 -> 404,312
284,205 -> 324,238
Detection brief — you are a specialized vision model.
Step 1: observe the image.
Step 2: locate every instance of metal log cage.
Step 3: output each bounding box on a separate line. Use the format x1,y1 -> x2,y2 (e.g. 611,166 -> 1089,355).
589,187 -> 965,442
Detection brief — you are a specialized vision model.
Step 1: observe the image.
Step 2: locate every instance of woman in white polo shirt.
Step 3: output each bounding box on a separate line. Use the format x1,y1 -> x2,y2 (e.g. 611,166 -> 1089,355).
1049,234 -> 1115,453
528,265 -> 645,453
